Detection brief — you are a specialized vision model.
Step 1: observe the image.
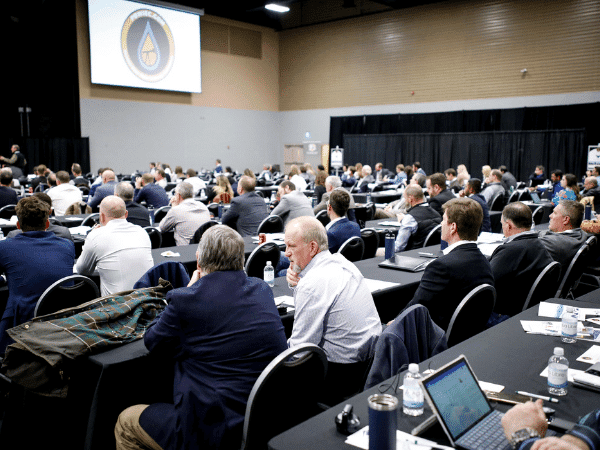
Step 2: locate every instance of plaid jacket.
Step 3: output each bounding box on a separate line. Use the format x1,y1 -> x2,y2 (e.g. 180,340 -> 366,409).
1,280 -> 172,397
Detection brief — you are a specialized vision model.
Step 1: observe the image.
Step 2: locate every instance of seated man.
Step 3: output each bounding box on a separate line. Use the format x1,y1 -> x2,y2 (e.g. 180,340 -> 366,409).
481,169 -> 505,206
444,168 -> 460,190
184,168 -> 207,196
426,172 -> 456,217
134,173 -> 169,209
326,189 -> 361,253
220,175 -> 269,237
6,192 -> 73,241
393,185 -> 442,252
0,196 -> 75,354
0,168 -> 18,209
489,202 -> 554,318
400,198 -> 495,331
460,178 -> 492,233
71,163 -> 90,187
154,169 -> 168,188
313,175 -> 357,222
499,165 -> 517,193
581,176 -> 600,212
88,169 -> 118,211
114,225 -> 287,450
115,181 -> 151,228
30,164 -> 48,191
270,180 -> 314,226
159,182 -> 210,245
357,165 -> 375,193
76,196 -> 154,296
285,216 -> 381,404
47,170 -> 83,216
528,165 -> 546,188
539,200 -> 588,272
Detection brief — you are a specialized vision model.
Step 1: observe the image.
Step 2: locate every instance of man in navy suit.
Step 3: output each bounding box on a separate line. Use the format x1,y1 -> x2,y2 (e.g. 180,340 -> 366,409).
221,175 -> 269,237
460,178 -> 492,233
0,169 -> 18,209
115,225 -> 287,450
399,197 -> 495,331
87,169 -> 118,211
426,173 -> 456,217
326,188 -> 361,253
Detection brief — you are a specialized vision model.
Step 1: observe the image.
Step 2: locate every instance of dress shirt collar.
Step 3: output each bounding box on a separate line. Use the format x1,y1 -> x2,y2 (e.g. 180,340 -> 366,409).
505,229 -> 538,243
326,216 -> 343,231
442,239 -> 472,255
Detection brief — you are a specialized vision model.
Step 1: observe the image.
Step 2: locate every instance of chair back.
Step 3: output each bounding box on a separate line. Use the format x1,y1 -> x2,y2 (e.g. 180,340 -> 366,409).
507,190 -> 520,203
490,191 -> 506,212
257,215 -> 284,234
152,206 -> 171,225
516,181 -> 527,190
77,185 -> 90,195
532,205 -> 545,225
241,344 -> 327,450
315,210 -> 330,227
445,284 -> 496,347
555,237 -> 595,299
81,213 -> 100,227
522,261 -> 562,311
423,223 -> 442,247
133,261 -> 190,289
191,220 -> 218,244
517,189 -> 532,202
337,236 -> 364,262
34,184 -> 48,193
0,204 -> 16,220
34,275 -> 100,317
360,228 -> 379,259
245,242 -> 281,279
144,227 -> 163,249
165,182 -> 177,192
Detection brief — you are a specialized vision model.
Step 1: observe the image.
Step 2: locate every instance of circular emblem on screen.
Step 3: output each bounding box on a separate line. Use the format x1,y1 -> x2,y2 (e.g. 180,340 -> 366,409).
121,9 -> 174,82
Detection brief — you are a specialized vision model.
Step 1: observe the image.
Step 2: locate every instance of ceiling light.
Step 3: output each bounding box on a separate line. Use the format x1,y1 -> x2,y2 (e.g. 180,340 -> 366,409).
265,3 -> 290,13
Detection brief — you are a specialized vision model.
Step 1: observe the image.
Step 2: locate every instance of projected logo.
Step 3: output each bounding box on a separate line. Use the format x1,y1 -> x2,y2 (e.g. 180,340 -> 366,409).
121,9 -> 174,82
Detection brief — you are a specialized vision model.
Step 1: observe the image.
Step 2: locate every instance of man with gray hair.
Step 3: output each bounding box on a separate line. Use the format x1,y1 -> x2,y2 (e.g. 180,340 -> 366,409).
582,176 -> 600,212
76,196 -> 153,296
115,225 -> 287,450
285,216 -> 381,404
159,181 -> 210,245
313,175 -> 357,221
221,174 -> 269,236
115,181 -> 151,228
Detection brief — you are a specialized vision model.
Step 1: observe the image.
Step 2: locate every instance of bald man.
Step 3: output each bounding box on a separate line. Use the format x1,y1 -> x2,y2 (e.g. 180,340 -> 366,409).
87,169 -> 118,211
76,196 -> 154,296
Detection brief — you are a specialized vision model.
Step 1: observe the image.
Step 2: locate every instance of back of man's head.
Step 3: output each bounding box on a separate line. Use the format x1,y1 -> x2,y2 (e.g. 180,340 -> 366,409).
99,196 -> 127,220
156,169 -> 166,179
325,176 -> 341,190
197,225 -> 244,274
413,173 -> 426,187
502,202 -> 532,230
362,165 -> 372,176
560,200 -> 584,229
428,173 -> 447,191
72,163 -> 82,175
33,192 -> 52,208
490,169 -> 503,182
239,175 -> 256,193
16,196 -> 50,232
329,189 -> 351,217
177,182 -> 194,200
586,177 -> 598,187
186,168 -> 197,178
498,165 -> 507,173
47,173 -> 57,187
37,164 -> 47,176
115,181 -> 134,201
551,169 -> 563,179
405,184 -> 424,201
280,180 -> 295,192
141,173 -> 154,185
102,170 -> 116,183
444,168 -> 457,178
56,171 -> 70,184
467,178 -> 482,194
443,197 -> 483,241
0,169 -> 13,186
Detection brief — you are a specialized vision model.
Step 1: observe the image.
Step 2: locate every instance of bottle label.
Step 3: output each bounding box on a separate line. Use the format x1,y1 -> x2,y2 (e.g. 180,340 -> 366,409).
547,364 -> 568,388
561,319 -> 577,337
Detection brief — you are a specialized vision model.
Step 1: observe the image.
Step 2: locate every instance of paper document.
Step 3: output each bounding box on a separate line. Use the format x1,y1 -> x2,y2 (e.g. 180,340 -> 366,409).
69,226 -> 92,236
477,232 -> 505,244
377,221 -> 402,227
477,243 -> 502,257
538,302 -> 600,321
364,278 -> 401,293
345,426 -> 453,450
577,346 -> 600,364
274,295 -> 294,307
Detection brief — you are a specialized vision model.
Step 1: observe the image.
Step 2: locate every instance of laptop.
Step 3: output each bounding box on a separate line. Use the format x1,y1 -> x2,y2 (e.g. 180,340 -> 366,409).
530,192 -> 542,204
419,355 -> 511,450
378,255 -> 435,272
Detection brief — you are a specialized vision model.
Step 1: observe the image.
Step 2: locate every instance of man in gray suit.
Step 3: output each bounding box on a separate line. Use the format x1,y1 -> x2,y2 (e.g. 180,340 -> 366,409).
221,175 -> 269,237
313,176 -> 356,213
539,200 -> 588,272
270,180 -> 314,226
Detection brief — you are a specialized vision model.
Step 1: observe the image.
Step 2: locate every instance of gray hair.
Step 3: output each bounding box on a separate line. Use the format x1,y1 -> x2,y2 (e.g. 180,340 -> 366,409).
177,182 -> 194,199
286,216 -> 328,252
115,181 -> 134,201
325,176 -> 342,189
196,225 -> 245,273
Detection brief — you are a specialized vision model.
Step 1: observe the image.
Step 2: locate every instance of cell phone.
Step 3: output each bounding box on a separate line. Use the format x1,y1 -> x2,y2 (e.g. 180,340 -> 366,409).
484,391 -> 533,405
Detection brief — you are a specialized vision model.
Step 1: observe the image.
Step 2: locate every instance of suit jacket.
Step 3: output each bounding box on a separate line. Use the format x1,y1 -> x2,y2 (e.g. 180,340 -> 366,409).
138,271 -> 287,450
6,223 -> 73,242
270,190 -> 314,226
582,186 -> 600,212
314,188 -> 357,213
87,180 -> 118,210
133,183 -> 170,209
428,189 -> 455,217
489,232 -> 554,316
220,191 -> 269,237
71,176 -> 90,187
125,201 -> 151,227
0,185 -> 18,209
404,242 -> 494,331
327,217 -> 361,253
469,193 -> 492,233
358,175 -> 375,193
539,228 -> 589,274
501,172 -> 517,192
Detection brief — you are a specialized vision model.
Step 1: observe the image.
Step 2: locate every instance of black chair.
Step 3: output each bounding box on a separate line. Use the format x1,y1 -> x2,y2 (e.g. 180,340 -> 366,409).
518,189 -> 532,202
423,223 -> 442,247
245,242 -> 281,279
555,237 -> 595,299
190,220 -> 218,244
144,227 -> 163,249
34,275 -> 100,317
257,215 -> 284,234
532,205 -> 545,225
516,181 -> 527,190
0,204 -> 16,220
507,190 -> 520,203
240,344 -> 327,450
165,182 -> 177,192
337,236 -> 364,262
77,185 -> 90,195
81,213 -> 100,227
445,284 -> 496,347
522,261 -> 562,311
152,206 -> 171,225
360,228 -> 379,259
207,203 -> 219,217
489,191 -> 506,212
34,183 -> 48,193
315,210 -> 330,227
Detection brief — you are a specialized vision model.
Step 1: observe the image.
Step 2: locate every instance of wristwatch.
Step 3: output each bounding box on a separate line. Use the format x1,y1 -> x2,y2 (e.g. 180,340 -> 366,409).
509,427 -> 541,448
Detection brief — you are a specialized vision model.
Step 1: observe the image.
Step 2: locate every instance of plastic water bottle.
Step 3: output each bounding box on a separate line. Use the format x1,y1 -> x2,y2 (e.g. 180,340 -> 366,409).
547,347 -> 568,396
0,228 -> 4,240
561,306 -> 577,343
264,261 -> 275,287
218,201 -> 224,219
402,364 -> 424,416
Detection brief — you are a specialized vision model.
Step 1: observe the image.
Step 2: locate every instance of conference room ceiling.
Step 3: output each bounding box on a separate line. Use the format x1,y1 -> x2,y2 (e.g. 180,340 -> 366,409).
172,0 -> 448,31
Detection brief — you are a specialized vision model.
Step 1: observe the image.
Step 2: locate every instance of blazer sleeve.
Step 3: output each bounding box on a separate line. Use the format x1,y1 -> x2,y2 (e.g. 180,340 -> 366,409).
405,258 -> 449,311
270,196 -> 290,218
144,297 -> 185,359
220,199 -> 240,226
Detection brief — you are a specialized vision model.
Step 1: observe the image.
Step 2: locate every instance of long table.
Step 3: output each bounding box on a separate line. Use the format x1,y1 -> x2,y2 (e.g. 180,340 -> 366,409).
268,297 -> 600,450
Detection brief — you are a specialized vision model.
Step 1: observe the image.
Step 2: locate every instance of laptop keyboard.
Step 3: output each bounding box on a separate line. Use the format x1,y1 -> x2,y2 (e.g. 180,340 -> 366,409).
456,410 -> 511,450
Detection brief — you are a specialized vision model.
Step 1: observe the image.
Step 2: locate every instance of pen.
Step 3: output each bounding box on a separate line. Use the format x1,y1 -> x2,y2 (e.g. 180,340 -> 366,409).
410,414 -> 437,435
516,391 -> 559,403
418,252 -> 437,258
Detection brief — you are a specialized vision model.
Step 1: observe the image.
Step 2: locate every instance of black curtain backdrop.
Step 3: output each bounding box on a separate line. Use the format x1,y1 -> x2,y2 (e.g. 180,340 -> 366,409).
330,102 -> 600,181
15,138 -> 91,175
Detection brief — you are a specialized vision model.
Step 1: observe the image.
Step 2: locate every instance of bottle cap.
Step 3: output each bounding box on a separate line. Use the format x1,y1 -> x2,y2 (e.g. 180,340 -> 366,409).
554,347 -> 564,356
409,363 -> 419,373
566,306 -> 573,312
266,261 -> 272,266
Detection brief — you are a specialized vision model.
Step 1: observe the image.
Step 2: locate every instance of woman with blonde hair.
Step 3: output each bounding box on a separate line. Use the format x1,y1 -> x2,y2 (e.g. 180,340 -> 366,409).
481,165 -> 492,186
211,175 -> 234,204
456,164 -> 470,187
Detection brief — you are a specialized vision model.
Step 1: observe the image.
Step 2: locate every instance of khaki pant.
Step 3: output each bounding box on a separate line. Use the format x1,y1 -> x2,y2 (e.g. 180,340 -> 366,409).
114,405 -> 163,450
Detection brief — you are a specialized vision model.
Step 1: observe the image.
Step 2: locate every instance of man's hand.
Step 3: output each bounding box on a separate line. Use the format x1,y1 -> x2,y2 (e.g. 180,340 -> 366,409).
396,213 -> 405,222
531,436 -> 589,450
135,178 -> 142,189
188,269 -> 202,286
286,266 -> 301,287
501,399 -> 548,440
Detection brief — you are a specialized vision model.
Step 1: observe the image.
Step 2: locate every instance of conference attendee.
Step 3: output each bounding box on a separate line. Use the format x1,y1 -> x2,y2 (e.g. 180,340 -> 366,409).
394,185 -> 442,252
6,193 -> 73,242
314,176 -> 357,214
426,172 -> 456,216
71,163 -> 90,187
398,197 -> 495,331
148,162 -> 156,175
459,178 -> 492,233
313,170 -> 327,204
551,173 -> 581,206
47,170 -> 83,216
341,166 -> 357,187
481,165 -> 492,185
390,164 -> 407,185
88,169 -> 118,211
413,161 -> 426,176
115,181 -> 151,228
285,216 -> 381,404
154,168 -> 168,188
88,167 -> 107,198
210,175 -> 234,204
30,164 -> 48,191
498,165 -> 517,193
456,163 -> 470,187
76,196 -> 153,296
258,164 -> 272,182
357,164 -> 375,193
594,166 -> 600,186
488,202 -> 554,319
444,168 -> 460,190
501,399 -> 600,450
214,158 -> 223,174
545,169 -> 563,200
173,166 -> 185,182
270,180 -> 314,226
539,200 -> 588,272
184,168 -> 206,195
114,225 -> 287,450
481,169 -> 505,205
289,165 -> 307,191
0,196 -> 75,354
528,165 -> 546,188
0,144 -> 27,178
326,189 -> 361,253
581,176 -> 600,212
374,162 -> 393,182
159,182 -> 210,246
0,169 -> 18,209
220,175 -> 269,237
134,173 -> 169,208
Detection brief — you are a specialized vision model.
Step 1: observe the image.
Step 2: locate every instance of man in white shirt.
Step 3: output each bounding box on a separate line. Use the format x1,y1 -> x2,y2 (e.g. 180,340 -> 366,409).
159,182 -> 210,245
184,168 -> 206,195
154,169 -> 168,188
76,196 -> 154,296
47,170 -> 83,216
